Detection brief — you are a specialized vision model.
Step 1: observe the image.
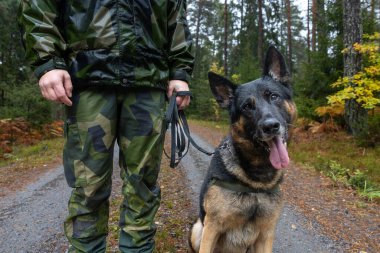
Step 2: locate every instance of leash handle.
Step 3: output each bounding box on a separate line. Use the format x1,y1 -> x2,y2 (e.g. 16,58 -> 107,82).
164,91 -> 214,168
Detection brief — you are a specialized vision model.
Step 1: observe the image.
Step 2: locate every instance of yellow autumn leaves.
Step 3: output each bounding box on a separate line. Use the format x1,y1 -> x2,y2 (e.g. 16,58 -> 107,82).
317,33 -> 379,117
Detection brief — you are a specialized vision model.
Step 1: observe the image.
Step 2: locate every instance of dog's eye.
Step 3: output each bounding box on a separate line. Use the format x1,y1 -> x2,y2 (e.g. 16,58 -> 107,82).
270,93 -> 279,101
242,103 -> 253,111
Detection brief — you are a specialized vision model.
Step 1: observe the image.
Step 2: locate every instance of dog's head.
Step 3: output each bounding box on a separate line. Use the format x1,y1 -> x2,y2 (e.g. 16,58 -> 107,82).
209,46 -> 297,169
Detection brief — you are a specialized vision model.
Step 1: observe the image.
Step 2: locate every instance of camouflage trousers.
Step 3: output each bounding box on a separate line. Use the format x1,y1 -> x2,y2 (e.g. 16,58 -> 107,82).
63,86 -> 166,253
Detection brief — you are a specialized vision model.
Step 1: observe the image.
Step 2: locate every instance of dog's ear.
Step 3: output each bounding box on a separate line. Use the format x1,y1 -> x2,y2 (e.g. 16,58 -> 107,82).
263,46 -> 290,84
208,72 -> 236,109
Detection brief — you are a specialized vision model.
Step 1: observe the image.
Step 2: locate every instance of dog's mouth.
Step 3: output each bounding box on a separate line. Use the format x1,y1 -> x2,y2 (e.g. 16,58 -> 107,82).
265,136 -> 289,169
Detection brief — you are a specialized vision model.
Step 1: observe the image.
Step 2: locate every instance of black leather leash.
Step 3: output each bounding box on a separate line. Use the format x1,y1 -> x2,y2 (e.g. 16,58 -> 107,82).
164,91 -> 214,168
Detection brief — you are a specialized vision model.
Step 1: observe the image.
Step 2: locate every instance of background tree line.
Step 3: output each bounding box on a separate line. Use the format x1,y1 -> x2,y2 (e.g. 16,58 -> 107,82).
185,0 -> 379,142
0,0 -> 54,124
0,0 -> 379,139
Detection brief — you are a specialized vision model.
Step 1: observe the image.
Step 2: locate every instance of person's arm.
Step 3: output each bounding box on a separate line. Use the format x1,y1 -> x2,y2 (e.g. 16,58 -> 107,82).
167,0 -> 194,109
18,0 -> 72,106
18,0 -> 67,78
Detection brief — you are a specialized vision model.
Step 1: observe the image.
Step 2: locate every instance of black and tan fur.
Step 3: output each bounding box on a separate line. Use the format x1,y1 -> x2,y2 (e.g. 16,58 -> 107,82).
190,46 -> 297,253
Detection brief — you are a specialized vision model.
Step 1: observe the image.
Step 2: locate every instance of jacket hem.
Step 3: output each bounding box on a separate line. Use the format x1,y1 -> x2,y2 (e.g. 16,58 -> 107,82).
71,80 -> 168,91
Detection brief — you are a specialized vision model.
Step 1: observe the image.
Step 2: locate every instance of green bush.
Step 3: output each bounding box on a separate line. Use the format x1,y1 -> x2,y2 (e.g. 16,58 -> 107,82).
356,113 -> 380,147
0,79 -> 52,125
294,96 -> 325,120
317,158 -> 380,201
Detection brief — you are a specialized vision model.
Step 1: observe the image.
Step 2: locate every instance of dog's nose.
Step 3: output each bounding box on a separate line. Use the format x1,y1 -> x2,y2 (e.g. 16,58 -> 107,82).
261,119 -> 280,135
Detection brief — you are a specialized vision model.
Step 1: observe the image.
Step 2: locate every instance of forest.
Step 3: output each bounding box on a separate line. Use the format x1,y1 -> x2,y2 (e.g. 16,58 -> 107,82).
0,1 -> 379,251
0,0 -> 380,129
184,0 -> 379,139
0,1 -> 379,149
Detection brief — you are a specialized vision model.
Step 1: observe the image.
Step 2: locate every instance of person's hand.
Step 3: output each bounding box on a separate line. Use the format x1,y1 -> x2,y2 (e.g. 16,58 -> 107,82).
167,80 -> 191,110
38,69 -> 73,106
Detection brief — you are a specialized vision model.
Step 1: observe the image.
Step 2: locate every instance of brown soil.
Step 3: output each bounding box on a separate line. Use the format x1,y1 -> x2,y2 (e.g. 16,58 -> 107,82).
0,156 -> 62,197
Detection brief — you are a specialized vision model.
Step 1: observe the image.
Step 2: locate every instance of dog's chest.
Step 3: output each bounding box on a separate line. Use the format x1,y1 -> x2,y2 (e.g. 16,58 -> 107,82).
207,187 -> 283,251
205,185 -> 282,224
231,189 -> 279,220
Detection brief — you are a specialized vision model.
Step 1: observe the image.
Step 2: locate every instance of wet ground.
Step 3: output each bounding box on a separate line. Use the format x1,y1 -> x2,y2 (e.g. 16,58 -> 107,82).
0,134 -> 347,252
0,165 -> 69,252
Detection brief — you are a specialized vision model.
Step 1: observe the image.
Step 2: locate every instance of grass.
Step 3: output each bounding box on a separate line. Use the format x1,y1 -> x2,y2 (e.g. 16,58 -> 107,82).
289,131 -> 380,183
0,138 -> 64,168
289,130 -> 380,201
188,118 -> 230,133
0,138 -> 64,195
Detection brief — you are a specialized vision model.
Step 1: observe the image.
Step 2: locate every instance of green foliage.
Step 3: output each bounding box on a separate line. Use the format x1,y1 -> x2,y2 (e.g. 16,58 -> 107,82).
186,78 -> 216,120
0,138 -> 63,167
0,0 -> 26,79
0,1 -> 57,125
294,96 -> 325,120
0,77 -> 52,124
326,33 -> 380,110
356,113 -> 380,147
319,159 -> 380,201
349,170 -> 380,202
323,159 -> 350,185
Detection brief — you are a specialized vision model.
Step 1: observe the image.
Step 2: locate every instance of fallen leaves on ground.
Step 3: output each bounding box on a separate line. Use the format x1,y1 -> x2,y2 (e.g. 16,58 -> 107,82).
0,118 -> 64,158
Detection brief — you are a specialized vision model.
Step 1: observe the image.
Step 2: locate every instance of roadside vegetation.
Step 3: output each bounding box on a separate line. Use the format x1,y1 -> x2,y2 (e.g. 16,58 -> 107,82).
0,119 -> 64,195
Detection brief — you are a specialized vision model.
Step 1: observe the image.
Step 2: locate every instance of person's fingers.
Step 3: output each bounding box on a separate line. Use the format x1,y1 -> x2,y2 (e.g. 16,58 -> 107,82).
39,76 -> 51,100
38,70 -> 73,106
54,82 -> 72,106
38,82 -> 47,99
46,86 -> 58,102
167,83 -> 175,98
168,80 -> 190,108
63,72 -> 73,98
177,95 -> 191,110
183,95 -> 191,107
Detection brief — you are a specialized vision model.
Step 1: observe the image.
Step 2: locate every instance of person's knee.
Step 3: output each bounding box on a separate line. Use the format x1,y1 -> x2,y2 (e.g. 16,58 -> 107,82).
70,178 -> 112,209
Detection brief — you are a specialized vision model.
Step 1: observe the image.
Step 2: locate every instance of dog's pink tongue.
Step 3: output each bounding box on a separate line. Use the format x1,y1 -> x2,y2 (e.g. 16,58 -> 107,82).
267,137 -> 289,169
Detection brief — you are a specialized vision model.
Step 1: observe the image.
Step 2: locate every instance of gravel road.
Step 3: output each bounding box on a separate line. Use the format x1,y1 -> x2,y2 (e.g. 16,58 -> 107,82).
0,133 -> 346,252
0,166 -> 69,253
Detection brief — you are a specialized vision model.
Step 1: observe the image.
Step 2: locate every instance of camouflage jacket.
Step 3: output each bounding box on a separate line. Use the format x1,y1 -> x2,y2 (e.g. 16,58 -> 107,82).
18,0 -> 194,89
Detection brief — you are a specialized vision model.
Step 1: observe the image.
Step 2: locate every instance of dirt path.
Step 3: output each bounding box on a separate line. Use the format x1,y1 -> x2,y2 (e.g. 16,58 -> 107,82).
0,147 -> 124,253
0,165 -> 69,252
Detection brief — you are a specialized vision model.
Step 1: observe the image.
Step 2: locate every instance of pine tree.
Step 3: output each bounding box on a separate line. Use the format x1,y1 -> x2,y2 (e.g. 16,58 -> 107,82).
343,0 -> 367,135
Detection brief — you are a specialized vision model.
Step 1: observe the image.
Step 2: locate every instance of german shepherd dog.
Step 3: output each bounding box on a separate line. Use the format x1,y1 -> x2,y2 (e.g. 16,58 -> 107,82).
189,46 -> 297,253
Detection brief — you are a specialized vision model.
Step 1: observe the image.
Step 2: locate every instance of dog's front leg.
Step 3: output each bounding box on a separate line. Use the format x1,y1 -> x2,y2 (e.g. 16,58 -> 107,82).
252,231 -> 275,253
199,217 -> 220,253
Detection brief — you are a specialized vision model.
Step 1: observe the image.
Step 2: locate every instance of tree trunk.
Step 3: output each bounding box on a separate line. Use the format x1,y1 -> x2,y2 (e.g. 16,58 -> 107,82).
257,0 -> 264,68
285,0 -> 292,73
343,0 -> 367,136
223,0 -> 228,76
0,89 -> 4,107
311,0 -> 317,52
307,0 -> 311,63
193,0 -> 204,79
370,0 -> 375,20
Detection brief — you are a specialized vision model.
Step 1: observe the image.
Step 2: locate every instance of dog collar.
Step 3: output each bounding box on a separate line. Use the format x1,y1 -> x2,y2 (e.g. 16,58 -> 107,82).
210,178 -> 280,194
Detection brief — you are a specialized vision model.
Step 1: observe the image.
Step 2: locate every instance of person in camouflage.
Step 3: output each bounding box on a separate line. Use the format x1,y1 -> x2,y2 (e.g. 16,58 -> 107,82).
18,1 -> 193,252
